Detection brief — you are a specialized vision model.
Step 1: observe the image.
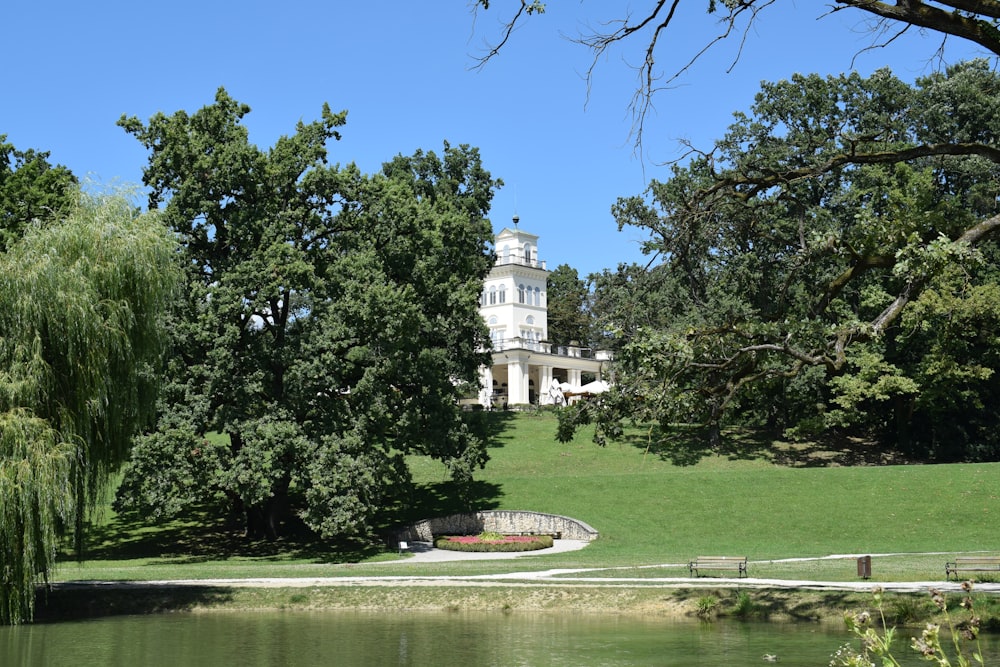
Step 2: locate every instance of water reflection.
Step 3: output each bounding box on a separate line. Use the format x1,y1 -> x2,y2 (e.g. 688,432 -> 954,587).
2,611 -> 997,666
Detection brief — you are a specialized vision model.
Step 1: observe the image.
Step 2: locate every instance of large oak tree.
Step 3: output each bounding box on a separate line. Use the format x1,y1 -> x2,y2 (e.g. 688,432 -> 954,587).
115,89 -> 498,540
477,2 -> 1000,459
563,61 -> 1000,459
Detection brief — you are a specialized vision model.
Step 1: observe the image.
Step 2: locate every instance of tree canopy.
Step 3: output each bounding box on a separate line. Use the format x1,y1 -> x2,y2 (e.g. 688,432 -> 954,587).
546,264 -> 592,346
0,135 -> 77,251
114,89 -> 500,540
476,2 -> 1000,461
562,61 -> 1000,460
0,187 -> 179,624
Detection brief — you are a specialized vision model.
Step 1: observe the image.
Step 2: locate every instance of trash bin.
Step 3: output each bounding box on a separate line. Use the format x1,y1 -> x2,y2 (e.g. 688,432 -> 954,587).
857,555 -> 872,579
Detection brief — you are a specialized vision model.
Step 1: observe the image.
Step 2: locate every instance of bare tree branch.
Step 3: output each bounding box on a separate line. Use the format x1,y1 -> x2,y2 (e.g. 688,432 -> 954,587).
471,1 -> 1000,151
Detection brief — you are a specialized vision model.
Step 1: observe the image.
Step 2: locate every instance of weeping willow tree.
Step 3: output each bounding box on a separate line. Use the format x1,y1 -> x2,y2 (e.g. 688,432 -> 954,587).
0,192 -> 179,624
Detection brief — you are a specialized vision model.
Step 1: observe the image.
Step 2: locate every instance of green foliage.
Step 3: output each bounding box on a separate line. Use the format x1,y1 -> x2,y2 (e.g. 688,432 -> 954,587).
115,89 -> 500,540
0,191 -> 179,624
730,590 -> 761,619
546,264 -> 591,346
696,595 -> 719,618
562,61 -> 1000,462
834,584 -> 986,667
0,135 -> 77,251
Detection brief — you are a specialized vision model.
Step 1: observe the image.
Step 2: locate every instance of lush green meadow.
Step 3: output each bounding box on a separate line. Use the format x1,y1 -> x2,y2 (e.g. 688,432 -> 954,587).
54,411 -> 1000,585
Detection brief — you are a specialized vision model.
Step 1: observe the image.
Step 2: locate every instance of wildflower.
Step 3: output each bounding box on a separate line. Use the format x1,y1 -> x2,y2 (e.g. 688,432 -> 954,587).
912,636 -> 936,657
958,621 -> 978,642
912,623 -> 942,657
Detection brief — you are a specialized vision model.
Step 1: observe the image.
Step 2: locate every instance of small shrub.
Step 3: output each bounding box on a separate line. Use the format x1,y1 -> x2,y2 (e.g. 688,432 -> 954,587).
885,594 -> 932,626
731,591 -> 759,619
696,596 -> 718,619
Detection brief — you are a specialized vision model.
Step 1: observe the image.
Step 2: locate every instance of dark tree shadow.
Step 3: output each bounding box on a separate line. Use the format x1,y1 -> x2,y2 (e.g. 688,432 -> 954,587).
621,424 -> 773,466
392,479 -> 504,527
463,408 -> 518,449
769,432 -> 909,468
33,584 -> 237,623
620,423 -> 906,468
63,504 -> 383,566
734,590 -> 862,622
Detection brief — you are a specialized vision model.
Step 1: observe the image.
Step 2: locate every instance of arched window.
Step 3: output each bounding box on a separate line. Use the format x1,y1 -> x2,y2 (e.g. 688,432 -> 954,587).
498,284 -> 506,303
489,286 -> 497,305
481,290 -> 487,306
502,245 -> 510,263
525,315 -> 535,325
523,244 -> 532,264
534,286 -> 541,306
488,316 -> 498,325
518,283 -> 526,303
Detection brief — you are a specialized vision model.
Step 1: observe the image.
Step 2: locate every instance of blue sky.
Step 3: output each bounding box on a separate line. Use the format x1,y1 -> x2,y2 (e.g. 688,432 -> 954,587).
4,2 -> 986,277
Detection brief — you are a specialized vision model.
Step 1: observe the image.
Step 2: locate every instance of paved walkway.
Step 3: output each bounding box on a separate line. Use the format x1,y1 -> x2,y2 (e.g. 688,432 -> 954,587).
53,542 -> 1000,595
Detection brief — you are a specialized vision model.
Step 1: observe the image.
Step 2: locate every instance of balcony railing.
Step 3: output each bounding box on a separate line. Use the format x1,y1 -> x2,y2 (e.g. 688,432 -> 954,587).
494,255 -> 547,270
489,336 -> 611,359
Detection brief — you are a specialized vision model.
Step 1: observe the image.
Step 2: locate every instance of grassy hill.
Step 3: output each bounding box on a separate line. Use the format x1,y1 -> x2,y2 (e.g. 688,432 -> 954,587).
55,411 -> 1000,584
409,411 -> 1000,579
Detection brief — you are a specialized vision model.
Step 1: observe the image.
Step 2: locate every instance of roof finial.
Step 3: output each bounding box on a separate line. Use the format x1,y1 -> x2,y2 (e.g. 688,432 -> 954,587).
512,214 -> 519,228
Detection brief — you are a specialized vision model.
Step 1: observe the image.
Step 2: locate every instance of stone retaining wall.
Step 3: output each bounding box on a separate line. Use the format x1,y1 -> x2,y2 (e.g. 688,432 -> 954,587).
393,510 -> 598,545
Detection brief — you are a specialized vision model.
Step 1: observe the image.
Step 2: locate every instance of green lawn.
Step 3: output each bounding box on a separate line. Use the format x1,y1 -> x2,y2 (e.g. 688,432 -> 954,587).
56,411 -> 1000,583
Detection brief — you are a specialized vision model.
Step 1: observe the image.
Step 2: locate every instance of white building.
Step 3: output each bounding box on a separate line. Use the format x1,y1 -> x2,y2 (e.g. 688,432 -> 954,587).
479,217 -> 610,407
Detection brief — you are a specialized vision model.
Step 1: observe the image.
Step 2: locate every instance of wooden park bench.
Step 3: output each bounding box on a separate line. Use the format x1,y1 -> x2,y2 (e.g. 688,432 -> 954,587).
945,556 -> 1000,580
689,556 -> 748,578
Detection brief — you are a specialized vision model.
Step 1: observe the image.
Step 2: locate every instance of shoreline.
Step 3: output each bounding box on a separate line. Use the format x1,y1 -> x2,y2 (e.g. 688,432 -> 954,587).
36,582 -> 867,625
39,572 -> 995,626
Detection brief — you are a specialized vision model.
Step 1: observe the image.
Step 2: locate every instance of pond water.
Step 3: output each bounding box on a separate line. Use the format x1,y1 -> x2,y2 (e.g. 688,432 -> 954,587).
2,610 -> 997,666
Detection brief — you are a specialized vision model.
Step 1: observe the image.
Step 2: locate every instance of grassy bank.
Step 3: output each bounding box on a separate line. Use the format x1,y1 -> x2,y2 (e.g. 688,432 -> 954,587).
35,584 -> 868,625
41,411 -> 1000,621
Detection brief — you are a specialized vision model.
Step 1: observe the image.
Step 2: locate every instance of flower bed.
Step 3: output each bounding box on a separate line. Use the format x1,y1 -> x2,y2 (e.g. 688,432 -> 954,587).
433,532 -> 554,553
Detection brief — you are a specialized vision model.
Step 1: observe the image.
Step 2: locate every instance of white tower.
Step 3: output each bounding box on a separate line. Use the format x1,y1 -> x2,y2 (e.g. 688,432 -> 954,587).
478,216 -> 608,408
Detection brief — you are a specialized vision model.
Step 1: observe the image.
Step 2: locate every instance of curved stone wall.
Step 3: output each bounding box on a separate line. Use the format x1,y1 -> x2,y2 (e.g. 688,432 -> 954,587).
393,510 -> 598,545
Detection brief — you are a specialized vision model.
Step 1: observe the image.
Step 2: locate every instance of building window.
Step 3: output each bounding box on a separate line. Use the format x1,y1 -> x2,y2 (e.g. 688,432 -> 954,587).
524,245 -> 532,264
489,286 -> 497,305
491,328 -> 506,347
534,286 -> 541,306
488,316 -> 498,325
498,284 -> 506,303
518,283 -> 526,303
525,315 -> 535,325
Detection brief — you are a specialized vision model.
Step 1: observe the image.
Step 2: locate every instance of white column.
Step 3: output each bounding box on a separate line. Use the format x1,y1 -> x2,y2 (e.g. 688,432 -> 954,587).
507,358 -> 530,405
